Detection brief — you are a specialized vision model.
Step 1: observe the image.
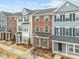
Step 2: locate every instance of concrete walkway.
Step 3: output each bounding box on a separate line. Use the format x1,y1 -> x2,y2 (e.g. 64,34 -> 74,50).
0,44 -> 45,59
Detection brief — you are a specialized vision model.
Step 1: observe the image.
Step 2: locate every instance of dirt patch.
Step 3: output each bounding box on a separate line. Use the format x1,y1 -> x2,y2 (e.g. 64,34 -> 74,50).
0,48 -> 25,59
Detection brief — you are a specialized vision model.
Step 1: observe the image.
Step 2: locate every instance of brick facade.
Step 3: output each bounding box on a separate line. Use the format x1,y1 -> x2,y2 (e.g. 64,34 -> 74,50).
7,16 -> 17,34
32,15 -> 52,33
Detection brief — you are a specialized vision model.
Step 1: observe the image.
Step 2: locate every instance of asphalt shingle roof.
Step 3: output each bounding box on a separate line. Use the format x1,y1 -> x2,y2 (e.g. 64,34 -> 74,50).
1,12 -> 22,16
52,35 -> 79,44
33,8 -> 57,15
35,32 -> 51,37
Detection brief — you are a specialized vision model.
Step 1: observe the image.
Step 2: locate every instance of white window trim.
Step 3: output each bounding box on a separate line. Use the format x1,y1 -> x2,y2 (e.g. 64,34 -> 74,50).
75,27 -> 79,37
44,16 -> 49,21
44,26 -> 49,33
35,16 -> 40,22
68,44 -> 74,53
64,28 -> 70,36
35,26 -> 40,32
75,45 -> 79,54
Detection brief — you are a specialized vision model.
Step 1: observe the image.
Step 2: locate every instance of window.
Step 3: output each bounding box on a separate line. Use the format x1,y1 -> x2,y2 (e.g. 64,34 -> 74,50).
68,44 -> 73,52
55,28 -> 62,36
19,17 -> 22,22
64,28 -> 70,36
56,15 -> 61,21
44,16 -> 49,21
75,28 -> 79,36
54,15 -> 56,22
35,16 -> 40,22
73,13 -> 75,21
41,38 -> 47,47
75,45 -> 79,53
70,14 -> 72,21
75,13 -> 79,21
19,26 -> 22,31
3,24 -> 5,28
63,14 -> 65,21
34,38 -> 39,45
65,14 -> 70,21
44,26 -> 49,32
24,17 -> 29,21
14,17 -> 17,20
35,26 -> 40,32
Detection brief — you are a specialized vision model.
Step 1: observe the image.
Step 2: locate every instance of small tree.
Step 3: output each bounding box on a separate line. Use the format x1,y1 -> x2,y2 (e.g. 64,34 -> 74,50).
31,47 -> 38,59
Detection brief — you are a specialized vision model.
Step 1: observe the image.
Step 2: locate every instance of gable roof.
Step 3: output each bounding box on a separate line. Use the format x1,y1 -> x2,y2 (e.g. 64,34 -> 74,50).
33,8 -> 57,15
53,1 -> 79,13
1,12 -> 22,17
1,12 -> 13,16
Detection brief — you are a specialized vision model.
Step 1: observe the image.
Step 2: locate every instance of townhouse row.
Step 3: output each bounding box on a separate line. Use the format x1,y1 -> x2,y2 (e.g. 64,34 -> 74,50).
0,0 -> 79,57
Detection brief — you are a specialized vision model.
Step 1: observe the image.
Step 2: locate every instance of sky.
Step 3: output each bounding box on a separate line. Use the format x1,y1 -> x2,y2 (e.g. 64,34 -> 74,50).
0,0 -> 78,12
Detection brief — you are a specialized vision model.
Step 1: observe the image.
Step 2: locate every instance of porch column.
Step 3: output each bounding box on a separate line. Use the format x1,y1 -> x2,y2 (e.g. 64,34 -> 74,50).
2,33 -> 3,40
39,38 -> 41,47
6,33 -> 7,40
52,41 -> 54,53
47,39 -> 49,49
8,33 -> 10,40
66,43 -> 68,56
0,33 -> 1,40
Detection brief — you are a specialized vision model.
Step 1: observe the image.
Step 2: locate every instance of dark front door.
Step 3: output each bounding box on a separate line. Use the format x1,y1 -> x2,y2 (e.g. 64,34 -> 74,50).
58,43 -> 62,51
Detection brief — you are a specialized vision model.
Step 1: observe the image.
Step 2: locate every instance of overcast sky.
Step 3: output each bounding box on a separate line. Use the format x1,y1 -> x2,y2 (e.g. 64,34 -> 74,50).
0,0 -> 78,12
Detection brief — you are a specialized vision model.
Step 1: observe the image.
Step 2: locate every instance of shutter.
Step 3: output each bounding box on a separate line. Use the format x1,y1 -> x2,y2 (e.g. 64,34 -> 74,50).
54,27 -> 56,35
54,15 -> 56,22
63,14 -> 65,21
70,28 -> 72,36
60,28 -> 62,36
73,13 -> 75,21
63,28 -> 65,35
70,14 -> 72,21
60,15 -> 62,22
73,28 -> 75,36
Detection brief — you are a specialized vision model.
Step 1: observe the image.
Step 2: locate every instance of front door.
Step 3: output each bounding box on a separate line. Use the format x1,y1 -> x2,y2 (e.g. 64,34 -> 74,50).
58,43 -> 62,51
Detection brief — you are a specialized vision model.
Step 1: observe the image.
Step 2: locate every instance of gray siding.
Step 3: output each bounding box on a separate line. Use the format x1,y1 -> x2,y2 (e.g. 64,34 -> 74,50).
55,1 -> 79,13
0,13 -> 7,32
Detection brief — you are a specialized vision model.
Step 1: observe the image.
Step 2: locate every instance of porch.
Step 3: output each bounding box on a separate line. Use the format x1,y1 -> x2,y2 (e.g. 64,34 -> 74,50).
0,32 -> 15,41
33,32 -> 52,50
52,40 -> 79,59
